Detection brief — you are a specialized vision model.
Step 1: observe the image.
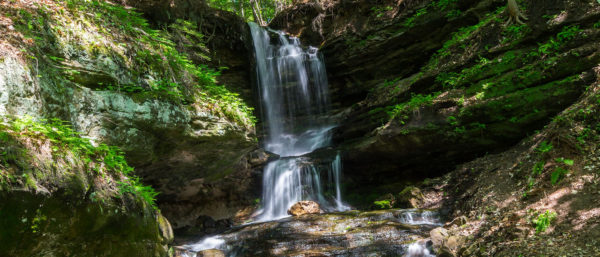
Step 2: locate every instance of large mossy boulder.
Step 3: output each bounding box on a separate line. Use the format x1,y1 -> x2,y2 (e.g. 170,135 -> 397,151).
0,192 -> 171,257
0,117 -> 172,256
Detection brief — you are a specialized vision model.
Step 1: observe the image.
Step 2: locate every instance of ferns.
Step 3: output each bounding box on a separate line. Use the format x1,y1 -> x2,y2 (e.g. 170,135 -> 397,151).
1,116 -> 158,209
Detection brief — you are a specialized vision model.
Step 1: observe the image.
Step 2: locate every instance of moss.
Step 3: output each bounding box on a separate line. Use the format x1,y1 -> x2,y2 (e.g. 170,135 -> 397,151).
0,191 -> 167,257
425,6 -> 505,70
373,200 -> 392,209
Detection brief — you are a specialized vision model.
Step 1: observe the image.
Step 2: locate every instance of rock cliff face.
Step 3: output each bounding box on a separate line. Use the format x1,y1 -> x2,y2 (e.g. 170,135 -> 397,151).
117,0 -> 265,230
271,0 -> 600,206
0,0 -> 260,242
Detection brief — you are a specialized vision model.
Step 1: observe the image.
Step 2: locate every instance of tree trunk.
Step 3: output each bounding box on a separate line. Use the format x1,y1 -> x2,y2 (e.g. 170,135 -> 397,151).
250,0 -> 265,26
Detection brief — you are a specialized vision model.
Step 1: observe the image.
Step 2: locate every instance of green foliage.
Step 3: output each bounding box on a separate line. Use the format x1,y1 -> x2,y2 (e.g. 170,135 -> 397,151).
576,127 -> 594,144
427,7 -> 504,68
531,25 -> 581,57
387,92 -> 440,122
536,141 -> 553,154
502,24 -> 530,44
550,167 -> 568,185
117,177 -> 159,210
371,6 -> 394,18
524,160 -> 546,195
532,210 -> 557,233
1,116 -> 158,209
169,19 -> 209,55
453,126 -> 466,134
555,157 -> 574,166
435,55 -> 494,90
10,116 -> 134,175
404,8 -> 427,27
469,122 -> 486,130
446,116 -> 459,126
201,84 -> 257,125
373,200 -> 392,209
206,0 -> 292,23
532,161 -> 545,175
30,209 -> 47,234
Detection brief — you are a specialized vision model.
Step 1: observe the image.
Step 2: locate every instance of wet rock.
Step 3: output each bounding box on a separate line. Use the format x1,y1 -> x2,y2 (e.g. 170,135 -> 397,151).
288,201 -> 321,216
177,209 -> 440,256
197,249 -> 225,257
398,186 -> 425,208
248,148 -> 274,167
174,246 -> 200,257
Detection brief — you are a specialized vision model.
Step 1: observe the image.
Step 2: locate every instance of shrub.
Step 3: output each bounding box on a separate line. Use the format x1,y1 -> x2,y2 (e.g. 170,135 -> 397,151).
532,210 -> 557,233
373,200 -> 392,209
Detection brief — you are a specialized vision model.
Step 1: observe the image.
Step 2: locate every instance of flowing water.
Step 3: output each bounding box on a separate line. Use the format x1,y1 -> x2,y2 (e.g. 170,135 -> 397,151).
248,22 -> 350,221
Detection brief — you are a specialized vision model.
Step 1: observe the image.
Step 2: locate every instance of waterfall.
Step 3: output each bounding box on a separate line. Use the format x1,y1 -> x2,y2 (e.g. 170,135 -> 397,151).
249,22 -> 350,221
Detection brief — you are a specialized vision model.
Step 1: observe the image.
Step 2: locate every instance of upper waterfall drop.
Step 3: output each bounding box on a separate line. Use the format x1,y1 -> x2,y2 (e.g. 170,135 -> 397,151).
248,22 -> 350,221
249,22 -> 332,157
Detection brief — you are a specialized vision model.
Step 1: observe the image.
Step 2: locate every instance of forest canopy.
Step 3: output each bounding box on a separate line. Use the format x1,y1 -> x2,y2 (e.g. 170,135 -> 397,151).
206,0 -> 293,24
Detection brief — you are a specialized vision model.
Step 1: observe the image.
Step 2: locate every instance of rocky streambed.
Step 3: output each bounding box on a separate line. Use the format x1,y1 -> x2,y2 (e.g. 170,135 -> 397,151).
175,209 -> 441,257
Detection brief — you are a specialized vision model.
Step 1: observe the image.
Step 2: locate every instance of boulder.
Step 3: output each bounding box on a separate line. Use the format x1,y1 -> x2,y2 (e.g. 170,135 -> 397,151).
430,227 -> 449,247
173,248 -> 225,257
429,227 -> 464,257
197,249 -> 225,257
288,201 -> 321,216
397,186 -> 425,208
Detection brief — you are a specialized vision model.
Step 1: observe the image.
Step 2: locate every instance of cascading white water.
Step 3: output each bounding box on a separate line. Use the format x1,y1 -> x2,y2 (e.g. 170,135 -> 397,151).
249,22 -> 349,221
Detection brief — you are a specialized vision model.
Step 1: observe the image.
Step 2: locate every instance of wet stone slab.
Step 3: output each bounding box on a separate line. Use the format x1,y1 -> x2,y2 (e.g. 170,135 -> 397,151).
176,209 -> 441,257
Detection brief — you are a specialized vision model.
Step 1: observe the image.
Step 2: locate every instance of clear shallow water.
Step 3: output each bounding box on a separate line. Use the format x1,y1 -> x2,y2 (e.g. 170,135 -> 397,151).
406,240 -> 436,257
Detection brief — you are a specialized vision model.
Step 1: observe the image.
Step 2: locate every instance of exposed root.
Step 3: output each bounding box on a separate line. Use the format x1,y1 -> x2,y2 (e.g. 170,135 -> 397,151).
506,0 -> 528,26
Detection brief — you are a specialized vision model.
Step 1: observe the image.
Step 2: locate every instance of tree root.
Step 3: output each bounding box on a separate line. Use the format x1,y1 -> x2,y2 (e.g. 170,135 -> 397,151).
506,0 -> 528,26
